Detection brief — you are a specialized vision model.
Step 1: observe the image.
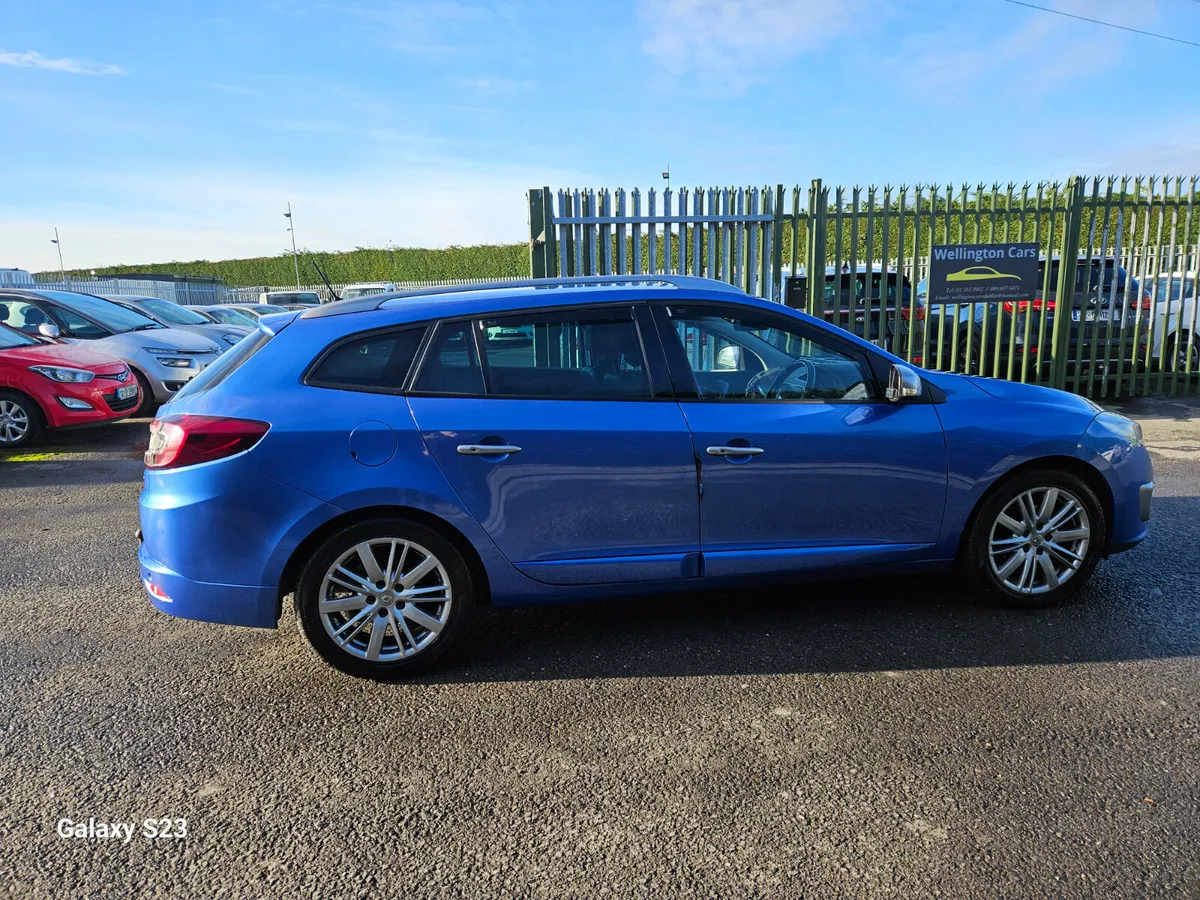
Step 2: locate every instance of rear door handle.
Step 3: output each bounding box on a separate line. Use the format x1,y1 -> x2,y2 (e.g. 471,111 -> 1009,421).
706,445 -> 764,457
457,444 -> 522,456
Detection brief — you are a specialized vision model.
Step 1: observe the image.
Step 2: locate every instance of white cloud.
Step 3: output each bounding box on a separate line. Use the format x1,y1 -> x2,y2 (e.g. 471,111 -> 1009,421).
639,0 -> 883,85
0,49 -> 123,76
0,161 -> 595,270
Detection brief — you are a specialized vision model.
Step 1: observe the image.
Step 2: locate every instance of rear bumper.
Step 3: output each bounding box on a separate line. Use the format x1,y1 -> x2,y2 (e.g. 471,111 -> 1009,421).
139,540 -> 277,628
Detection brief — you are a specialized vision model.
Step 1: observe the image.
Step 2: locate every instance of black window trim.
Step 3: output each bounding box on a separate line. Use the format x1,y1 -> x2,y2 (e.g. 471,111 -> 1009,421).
302,323 -> 431,395
406,301 -> 669,402
653,301 -> 891,405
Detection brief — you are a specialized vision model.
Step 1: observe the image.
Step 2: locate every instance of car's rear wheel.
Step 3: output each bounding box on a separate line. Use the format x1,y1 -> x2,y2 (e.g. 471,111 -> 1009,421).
0,390 -> 44,449
296,518 -> 473,679
963,469 -> 1105,608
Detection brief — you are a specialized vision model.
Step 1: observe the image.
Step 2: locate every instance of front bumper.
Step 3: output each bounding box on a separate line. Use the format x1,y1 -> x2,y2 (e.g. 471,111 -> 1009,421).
139,540 -> 277,628
36,377 -> 140,429
140,352 -> 219,403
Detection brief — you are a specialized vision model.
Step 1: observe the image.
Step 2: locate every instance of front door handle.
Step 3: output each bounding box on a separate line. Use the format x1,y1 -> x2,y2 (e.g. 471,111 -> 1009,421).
706,445 -> 764,457
457,444 -> 522,456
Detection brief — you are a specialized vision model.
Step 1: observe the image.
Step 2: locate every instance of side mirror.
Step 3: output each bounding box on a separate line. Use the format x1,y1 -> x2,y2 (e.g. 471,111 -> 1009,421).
885,363 -> 922,402
38,323 -> 61,339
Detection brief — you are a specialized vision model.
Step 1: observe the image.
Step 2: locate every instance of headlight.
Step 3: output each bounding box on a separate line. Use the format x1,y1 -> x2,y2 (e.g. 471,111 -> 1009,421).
28,365 -> 95,383
221,333 -> 242,346
1092,411 -> 1143,444
155,357 -> 194,368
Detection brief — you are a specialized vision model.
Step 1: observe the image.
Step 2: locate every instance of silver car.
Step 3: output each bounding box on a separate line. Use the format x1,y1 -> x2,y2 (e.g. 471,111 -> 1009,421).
102,295 -> 251,348
0,289 -> 222,414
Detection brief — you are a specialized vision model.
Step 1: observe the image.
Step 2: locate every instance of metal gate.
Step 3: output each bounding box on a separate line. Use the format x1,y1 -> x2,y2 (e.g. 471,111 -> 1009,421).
530,177 -> 1199,397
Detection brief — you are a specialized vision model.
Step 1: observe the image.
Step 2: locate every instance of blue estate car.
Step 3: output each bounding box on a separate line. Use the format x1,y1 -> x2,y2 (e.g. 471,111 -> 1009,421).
138,276 -> 1153,680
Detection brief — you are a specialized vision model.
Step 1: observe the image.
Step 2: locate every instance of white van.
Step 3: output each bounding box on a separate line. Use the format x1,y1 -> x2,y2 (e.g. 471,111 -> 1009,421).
340,282 -> 397,301
0,268 -> 35,288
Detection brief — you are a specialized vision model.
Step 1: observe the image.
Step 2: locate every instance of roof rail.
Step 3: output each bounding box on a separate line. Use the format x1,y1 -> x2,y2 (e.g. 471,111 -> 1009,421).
301,274 -> 746,318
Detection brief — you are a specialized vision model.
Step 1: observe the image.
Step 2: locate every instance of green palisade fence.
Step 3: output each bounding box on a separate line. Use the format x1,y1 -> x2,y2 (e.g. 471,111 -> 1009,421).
530,177 -> 1200,398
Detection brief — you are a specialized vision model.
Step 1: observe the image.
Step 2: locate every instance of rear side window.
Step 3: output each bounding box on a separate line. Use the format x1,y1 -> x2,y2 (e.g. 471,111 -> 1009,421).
412,322 -> 485,395
307,327 -> 425,392
480,311 -> 651,399
173,329 -> 273,400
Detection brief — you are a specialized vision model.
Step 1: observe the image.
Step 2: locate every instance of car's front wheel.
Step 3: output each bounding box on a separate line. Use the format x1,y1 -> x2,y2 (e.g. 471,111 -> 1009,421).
296,518 -> 474,679
0,390 -> 44,449
963,470 -> 1106,608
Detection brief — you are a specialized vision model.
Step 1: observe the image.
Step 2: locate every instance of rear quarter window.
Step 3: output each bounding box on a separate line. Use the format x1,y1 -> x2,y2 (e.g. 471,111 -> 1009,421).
306,327 -> 426,393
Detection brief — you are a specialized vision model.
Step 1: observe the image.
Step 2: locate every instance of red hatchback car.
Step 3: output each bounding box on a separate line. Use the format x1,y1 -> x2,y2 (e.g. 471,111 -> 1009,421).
0,323 -> 140,448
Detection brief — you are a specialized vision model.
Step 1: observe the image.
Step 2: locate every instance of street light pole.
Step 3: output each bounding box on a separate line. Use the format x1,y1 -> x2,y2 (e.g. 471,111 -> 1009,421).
284,202 -> 301,289
51,227 -> 66,285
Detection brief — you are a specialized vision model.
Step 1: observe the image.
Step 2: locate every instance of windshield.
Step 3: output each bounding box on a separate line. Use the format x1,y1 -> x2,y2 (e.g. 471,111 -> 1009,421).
0,323 -> 38,349
208,308 -> 257,327
140,298 -> 211,325
35,290 -> 160,333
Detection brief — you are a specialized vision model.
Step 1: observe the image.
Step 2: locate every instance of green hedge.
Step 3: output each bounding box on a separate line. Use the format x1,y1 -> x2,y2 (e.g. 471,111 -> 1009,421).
66,244 -> 528,285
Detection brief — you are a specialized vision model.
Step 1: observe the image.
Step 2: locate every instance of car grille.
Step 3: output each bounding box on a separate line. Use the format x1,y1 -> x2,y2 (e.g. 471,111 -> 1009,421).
103,390 -> 139,412
94,367 -> 131,383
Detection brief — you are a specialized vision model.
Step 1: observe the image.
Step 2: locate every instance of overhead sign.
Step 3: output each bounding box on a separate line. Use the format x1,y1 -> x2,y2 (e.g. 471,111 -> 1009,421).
927,242 -> 1039,305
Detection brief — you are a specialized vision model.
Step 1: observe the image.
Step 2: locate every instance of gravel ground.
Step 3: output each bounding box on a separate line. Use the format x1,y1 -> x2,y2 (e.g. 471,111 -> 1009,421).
1,406 -> 1198,899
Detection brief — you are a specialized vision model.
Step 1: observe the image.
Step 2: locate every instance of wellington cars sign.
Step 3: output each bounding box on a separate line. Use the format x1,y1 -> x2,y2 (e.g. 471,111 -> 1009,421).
927,243 -> 1039,305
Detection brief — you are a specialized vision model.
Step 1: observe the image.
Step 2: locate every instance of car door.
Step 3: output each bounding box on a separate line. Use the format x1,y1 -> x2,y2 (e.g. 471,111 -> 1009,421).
653,303 -> 948,579
407,304 -> 701,585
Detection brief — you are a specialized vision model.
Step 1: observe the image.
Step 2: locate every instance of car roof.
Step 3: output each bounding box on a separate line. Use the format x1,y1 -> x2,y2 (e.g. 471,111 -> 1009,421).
299,275 -> 750,322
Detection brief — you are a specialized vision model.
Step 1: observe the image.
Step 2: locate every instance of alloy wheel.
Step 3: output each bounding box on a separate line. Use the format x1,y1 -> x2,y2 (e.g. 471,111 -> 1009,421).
318,538 -> 452,662
0,399 -> 30,444
988,487 -> 1091,595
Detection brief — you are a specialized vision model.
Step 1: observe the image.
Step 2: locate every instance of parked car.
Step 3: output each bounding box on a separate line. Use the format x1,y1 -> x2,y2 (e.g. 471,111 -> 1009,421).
340,282 -> 397,301
139,275 -> 1151,680
917,256 -> 1151,378
217,304 -> 293,321
783,266 -> 920,360
0,322 -> 139,447
0,289 -> 222,415
193,306 -> 260,328
261,290 -> 322,307
1145,273 -> 1199,372
102,295 -> 251,348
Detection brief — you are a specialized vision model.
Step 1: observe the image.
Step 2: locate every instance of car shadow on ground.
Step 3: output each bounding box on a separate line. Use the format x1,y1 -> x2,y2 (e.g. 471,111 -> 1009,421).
429,496 -> 1199,683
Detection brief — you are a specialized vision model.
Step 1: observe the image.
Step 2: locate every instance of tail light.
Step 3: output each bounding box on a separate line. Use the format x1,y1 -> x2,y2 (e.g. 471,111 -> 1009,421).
1002,299 -> 1056,314
900,306 -> 925,320
145,414 -> 270,469
1129,294 -> 1151,310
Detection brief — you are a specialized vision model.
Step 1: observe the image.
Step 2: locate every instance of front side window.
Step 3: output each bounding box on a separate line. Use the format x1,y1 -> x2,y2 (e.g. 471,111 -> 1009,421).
307,328 -> 425,392
480,311 -> 651,399
0,300 -> 54,335
669,308 -> 877,402
0,323 -> 38,348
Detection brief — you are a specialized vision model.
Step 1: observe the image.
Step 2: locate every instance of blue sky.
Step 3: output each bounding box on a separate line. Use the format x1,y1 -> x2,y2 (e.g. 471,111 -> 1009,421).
2,0 -> 1198,269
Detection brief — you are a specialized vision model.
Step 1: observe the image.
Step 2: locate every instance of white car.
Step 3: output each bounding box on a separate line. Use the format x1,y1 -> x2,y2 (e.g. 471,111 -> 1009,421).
260,290 -> 322,306
1146,273 -> 1199,371
340,282 -> 397,301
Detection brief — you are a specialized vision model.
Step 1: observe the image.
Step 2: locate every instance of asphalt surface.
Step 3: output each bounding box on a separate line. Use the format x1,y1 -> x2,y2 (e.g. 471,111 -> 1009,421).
1,403 -> 1199,898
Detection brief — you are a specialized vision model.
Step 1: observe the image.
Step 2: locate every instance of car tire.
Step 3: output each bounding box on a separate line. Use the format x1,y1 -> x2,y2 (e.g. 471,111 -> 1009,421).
963,469 -> 1106,609
954,335 -> 983,375
0,389 -> 44,449
295,518 -> 474,680
131,369 -> 155,417
1165,333 -> 1198,374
